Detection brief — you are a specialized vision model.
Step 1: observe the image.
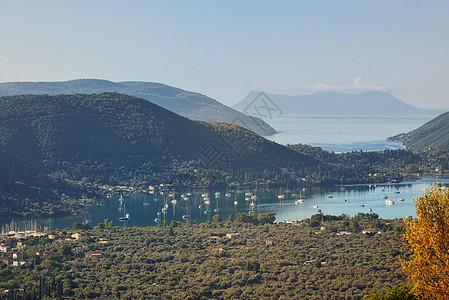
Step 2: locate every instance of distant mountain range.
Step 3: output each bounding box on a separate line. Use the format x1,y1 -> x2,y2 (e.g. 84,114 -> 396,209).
0,79 -> 276,136
387,111 -> 449,151
233,91 -> 425,116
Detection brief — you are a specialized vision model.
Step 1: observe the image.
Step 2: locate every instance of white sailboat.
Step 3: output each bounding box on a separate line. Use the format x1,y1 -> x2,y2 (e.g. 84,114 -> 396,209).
385,199 -> 395,205
295,190 -> 304,204
277,187 -> 285,200
119,203 -> 130,221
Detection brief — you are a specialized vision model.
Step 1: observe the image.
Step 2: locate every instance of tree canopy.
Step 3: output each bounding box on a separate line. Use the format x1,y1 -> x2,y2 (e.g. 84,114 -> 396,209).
402,184 -> 449,299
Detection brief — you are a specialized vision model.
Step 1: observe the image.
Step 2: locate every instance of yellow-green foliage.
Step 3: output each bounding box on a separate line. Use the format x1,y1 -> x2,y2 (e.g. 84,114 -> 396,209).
403,184 -> 449,299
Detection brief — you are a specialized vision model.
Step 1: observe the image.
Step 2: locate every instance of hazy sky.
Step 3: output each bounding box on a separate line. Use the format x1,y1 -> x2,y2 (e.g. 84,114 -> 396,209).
1,0 -> 448,109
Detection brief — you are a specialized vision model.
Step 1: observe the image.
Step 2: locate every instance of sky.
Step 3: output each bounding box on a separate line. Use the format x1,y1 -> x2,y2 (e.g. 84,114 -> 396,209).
1,0 -> 448,109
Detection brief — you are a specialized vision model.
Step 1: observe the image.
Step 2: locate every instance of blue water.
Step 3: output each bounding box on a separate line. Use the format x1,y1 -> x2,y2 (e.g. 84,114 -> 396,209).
265,114 -> 435,152
5,177 -> 448,231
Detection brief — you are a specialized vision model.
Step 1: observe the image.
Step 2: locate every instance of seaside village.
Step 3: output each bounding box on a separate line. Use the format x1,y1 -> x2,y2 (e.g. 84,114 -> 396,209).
0,220 -> 111,267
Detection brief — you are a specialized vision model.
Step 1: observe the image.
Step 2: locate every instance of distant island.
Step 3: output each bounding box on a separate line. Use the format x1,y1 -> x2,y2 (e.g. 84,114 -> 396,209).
234,90 -> 427,116
0,79 -> 276,136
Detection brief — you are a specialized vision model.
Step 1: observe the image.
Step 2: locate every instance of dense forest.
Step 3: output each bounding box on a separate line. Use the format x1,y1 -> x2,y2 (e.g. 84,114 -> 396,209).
289,143 -> 449,181
0,214 -> 411,299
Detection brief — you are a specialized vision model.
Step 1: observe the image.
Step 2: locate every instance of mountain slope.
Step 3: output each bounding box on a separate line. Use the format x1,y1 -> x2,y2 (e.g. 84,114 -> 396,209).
387,111 -> 449,151
0,93 -> 313,180
233,91 -> 424,116
0,79 -> 276,136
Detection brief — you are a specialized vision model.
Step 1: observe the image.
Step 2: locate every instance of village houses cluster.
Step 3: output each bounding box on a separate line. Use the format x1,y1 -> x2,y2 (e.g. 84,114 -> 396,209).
0,231 -> 109,267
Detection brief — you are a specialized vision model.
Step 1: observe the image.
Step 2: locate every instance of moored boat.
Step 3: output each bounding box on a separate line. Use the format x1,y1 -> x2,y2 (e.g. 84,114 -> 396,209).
385,199 -> 394,205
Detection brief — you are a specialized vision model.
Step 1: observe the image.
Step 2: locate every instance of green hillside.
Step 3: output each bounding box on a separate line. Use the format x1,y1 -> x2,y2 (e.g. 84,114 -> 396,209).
0,93 -> 207,164
387,111 -> 449,151
0,93 -> 311,172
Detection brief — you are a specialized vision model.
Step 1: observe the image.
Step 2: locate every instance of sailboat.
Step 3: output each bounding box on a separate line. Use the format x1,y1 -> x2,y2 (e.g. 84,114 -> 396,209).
118,194 -> 124,211
155,211 -> 161,223
214,194 -> 220,212
295,190 -> 304,204
385,199 -> 395,205
119,203 -> 130,221
277,188 -> 285,200
233,193 -> 238,213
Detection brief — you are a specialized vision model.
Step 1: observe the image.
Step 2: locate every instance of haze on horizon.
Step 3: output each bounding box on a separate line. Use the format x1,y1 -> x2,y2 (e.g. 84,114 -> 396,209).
1,0 -> 448,110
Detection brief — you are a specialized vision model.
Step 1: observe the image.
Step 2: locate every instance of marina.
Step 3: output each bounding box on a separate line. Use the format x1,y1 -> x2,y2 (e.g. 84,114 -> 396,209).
2,177 -> 448,230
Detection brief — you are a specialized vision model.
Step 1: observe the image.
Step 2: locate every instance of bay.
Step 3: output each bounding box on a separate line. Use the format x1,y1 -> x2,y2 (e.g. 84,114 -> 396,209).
4,177 -> 448,232
265,114 -> 435,152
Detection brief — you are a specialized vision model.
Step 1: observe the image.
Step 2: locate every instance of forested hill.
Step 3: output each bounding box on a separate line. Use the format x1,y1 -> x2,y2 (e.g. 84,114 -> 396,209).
0,93 -> 314,184
0,93 -> 208,165
387,111 -> 449,151
0,79 -> 276,136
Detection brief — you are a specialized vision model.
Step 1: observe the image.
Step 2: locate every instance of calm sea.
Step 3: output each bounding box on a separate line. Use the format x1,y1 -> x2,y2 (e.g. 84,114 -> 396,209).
265,114 -> 436,152
4,177 -> 448,231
